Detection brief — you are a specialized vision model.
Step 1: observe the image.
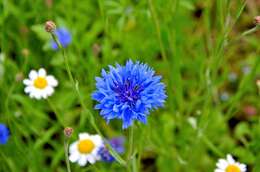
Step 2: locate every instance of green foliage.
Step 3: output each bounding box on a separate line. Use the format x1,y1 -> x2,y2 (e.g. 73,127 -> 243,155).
0,0 -> 259,171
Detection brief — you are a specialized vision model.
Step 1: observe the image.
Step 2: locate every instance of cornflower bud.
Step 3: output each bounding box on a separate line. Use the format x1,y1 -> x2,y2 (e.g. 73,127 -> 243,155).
64,127 -> 73,138
45,20 -> 56,33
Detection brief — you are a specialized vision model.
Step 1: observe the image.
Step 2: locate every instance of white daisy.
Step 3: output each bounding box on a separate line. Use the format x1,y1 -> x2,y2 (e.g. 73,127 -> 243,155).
69,133 -> 103,166
215,154 -> 247,172
23,68 -> 58,99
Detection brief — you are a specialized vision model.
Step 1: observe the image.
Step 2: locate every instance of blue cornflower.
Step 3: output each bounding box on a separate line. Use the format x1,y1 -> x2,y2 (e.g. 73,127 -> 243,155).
0,123 -> 10,144
92,60 -> 167,129
98,137 -> 125,162
51,28 -> 72,50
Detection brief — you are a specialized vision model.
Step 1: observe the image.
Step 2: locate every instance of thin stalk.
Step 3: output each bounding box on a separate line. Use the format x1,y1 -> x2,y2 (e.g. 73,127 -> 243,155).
127,125 -> 135,172
228,25 -> 260,45
132,151 -> 137,172
148,0 -> 167,62
50,32 -> 126,166
64,138 -> 72,172
201,135 -> 224,157
241,26 -> 259,36
128,126 -> 134,160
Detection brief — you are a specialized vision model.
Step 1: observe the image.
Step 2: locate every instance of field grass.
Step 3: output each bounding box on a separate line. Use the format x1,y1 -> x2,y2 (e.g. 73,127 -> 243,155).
0,0 -> 260,171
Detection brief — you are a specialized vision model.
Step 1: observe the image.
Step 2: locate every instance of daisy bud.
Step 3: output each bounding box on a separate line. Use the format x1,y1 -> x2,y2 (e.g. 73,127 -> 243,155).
254,16 -> 260,25
64,127 -> 73,138
45,20 -> 56,33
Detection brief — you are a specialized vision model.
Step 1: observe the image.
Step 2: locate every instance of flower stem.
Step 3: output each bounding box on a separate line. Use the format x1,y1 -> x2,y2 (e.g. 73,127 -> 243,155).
50,32 -> 126,166
201,134 -> 224,157
229,25 -> 260,45
148,0 -> 167,62
127,125 -> 136,172
128,126 -> 134,160
64,138 -> 72,172
241,25 -> 259,37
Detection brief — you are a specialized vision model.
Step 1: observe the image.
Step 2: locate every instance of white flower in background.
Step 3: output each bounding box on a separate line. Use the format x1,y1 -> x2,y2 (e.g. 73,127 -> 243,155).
69,133 -> 103,166
215,154 -> 246,172
23,68 -> 58,99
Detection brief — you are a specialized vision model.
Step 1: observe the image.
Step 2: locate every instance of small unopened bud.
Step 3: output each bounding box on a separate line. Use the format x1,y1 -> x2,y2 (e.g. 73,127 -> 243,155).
243,105 -> 257,117
92,43 -> 101,57
64,127 -> 73,138
254,16 -> 260,25
15,73 -> 24,82
257,79 -> 260,88
45,20 -> 56,33
21,48 -> 30,57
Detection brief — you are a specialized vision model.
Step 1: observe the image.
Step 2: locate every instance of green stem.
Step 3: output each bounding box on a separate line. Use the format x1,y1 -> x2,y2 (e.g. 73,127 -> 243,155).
64,138 -> 72,172
148,0 -> 167,62
241,26 -> 259,36
50,32 -> 126,166
201,135 -> 224,157
127,125 -> 135,172
228,26 -> 260,45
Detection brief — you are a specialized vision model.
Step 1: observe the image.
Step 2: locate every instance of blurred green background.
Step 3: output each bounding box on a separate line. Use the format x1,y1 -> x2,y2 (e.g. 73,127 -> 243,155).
0,0 -> 260,171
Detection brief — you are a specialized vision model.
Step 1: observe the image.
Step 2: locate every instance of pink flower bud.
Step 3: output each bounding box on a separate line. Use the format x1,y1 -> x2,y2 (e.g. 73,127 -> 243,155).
64,127 -> 73,138
254,16 -> 260,25
45,20 -> 56,33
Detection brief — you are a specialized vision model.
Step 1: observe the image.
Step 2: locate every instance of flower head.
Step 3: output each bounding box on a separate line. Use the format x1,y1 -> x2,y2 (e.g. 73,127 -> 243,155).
23,68 -> 58,99
69,133 -> 103,166
92,60 -> 167,128
98,137 -> 125,162
51,28 -> 72,50
215,154 -> 246,172
0,123 -> 10,144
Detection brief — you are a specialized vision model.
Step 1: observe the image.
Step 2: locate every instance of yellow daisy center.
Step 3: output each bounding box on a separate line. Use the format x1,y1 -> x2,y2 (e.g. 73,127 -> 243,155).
77,139 -> 95,154
34,77 -> 48,89
226,165 -> 241,172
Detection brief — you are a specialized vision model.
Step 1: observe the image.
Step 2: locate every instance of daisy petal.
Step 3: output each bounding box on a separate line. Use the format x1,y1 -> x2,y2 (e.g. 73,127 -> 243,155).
69,152 -> 80,163
78,155 -> 87,166
217,159 -> 228,169
46,76 -> 58,87
23,79 -> 33,86
45,86 -> 54,96
38,68 -> 46,77
91,135 -> 103,147
227,154 -> 235,164
29,70 -> 38,80
86,155 -> 95,164
25,86 -> 33,93
214,169 -> 223,172
69,142 -> 78,153
79,133 -> 90,140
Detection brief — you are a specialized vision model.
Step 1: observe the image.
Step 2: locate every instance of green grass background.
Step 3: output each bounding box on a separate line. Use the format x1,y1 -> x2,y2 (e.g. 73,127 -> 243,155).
0,0 -> 260,171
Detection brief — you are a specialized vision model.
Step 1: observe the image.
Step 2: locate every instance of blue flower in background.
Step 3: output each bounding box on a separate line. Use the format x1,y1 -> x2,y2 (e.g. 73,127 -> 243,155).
51,28 -> 72,50
92,60 -> 167,129
0,123 -> 10,144
99,137 -> 125,162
